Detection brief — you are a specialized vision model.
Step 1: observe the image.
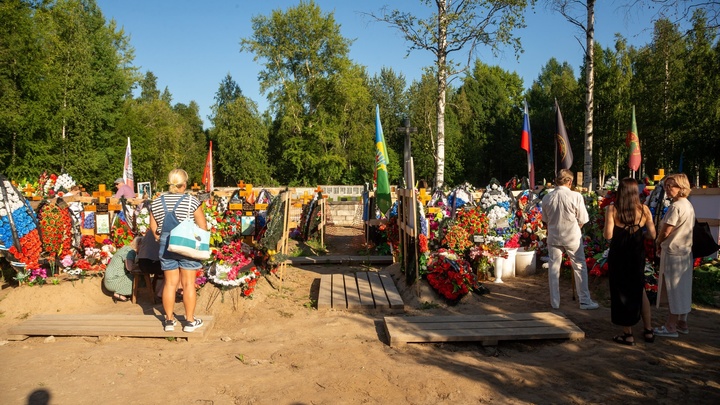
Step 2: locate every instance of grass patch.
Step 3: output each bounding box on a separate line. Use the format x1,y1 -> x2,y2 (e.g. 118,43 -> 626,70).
420,301 -> 440,310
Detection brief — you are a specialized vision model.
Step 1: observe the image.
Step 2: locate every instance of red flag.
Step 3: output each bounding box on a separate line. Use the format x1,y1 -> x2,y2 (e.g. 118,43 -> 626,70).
520,100 -> 535,188
123,137 -> 134,191
202,141 -> 213,192
626,105 -> 641,172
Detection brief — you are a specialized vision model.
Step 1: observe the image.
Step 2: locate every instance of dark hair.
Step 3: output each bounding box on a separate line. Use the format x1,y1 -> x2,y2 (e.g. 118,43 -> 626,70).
615,177 -> 641,225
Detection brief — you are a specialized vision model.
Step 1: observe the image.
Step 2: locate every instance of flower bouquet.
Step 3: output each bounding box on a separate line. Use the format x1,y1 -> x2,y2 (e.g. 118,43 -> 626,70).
207,240 -> 260,297
425,249 -> 476,304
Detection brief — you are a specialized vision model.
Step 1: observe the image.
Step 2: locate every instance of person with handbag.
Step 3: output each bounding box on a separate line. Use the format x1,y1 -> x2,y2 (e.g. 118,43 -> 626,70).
654,173 -> 695,338
149,169 -> 208,333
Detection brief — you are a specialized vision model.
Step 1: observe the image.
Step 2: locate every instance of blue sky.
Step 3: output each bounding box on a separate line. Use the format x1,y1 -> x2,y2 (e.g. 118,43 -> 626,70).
96,0 -> 664,129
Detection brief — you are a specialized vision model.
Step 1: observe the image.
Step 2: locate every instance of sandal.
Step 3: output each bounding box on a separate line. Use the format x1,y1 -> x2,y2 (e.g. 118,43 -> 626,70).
113,293 -> 129,303
612,332 -> 635,346
643,328 -> 655,343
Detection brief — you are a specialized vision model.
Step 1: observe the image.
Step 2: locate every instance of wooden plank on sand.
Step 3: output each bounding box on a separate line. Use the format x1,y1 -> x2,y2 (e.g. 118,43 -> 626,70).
7,314 -> 214,342
366,272 -> 390,309
331,274 -> 346,309
355,272 -> 375,309
344,274 -> 361,309
378,273 -> 404,309
383,312 -> 584,347
317,274 -> 333,309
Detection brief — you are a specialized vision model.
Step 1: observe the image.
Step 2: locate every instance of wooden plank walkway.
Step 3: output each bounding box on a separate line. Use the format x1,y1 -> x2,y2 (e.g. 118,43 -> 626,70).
7,314 -> 214,342
290,255 -> 393,265
383,312 -> 584,347
317,272 -> 404,313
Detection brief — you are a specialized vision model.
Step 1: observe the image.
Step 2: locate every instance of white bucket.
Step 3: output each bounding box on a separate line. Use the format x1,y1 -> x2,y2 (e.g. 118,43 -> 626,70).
502,248 -> 517,278
515,248 -> 537,276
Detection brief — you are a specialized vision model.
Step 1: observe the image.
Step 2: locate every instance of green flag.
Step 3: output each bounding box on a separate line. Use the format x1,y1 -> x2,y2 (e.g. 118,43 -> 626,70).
374,105 -> 391,215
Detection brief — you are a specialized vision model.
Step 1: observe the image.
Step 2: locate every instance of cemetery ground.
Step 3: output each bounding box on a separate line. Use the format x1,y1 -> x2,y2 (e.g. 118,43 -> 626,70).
1,225 -> 719,404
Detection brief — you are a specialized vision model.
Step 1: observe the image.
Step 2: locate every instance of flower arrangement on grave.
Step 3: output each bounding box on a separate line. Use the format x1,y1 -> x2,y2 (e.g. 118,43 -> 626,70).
207,239 -> 260,296
135,205 -> 150,236
446,183 -> 475,213
467,242 -> 506,280
38,202 -> 73,257
479,179 -> 512,228
39,172 -> 58,198
111,212 -> 135,248
53,173 -> 76,196
418,233 -> 430,275
441,206 -> 489,254
514,189 -> 544,251
202,199 -> 228,246
1,176 -> 43,272
425,248 -> 475,303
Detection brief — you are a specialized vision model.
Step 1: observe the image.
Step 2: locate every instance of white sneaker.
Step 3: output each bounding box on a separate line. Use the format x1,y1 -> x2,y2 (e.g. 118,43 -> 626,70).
163,319 -> 177,332
183,318 -> 204,332
580,301 -> 599,310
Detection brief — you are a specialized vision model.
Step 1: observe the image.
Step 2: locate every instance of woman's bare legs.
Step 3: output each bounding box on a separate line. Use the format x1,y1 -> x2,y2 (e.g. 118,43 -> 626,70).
162,269 -> 180,321
180,268 -> 198,322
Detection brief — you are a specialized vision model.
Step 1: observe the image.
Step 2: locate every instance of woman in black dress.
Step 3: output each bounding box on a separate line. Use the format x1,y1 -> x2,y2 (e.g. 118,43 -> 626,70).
603,178 -> 657,345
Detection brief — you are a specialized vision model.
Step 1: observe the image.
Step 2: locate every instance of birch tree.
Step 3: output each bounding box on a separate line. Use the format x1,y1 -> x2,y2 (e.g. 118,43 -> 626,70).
370,0 -> 531,189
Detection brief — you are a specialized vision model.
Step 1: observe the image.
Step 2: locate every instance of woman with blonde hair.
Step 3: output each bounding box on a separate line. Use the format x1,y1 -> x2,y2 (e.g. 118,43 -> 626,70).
654,173 -> 695,337
149,169 -> 208,332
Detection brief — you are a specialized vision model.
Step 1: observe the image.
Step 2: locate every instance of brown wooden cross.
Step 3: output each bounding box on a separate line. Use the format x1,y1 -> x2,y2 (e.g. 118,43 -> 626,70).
418,188 -> 431,206
22,183 -> 36,198
299,190 -> 313,206
653,168 -> 666,183
92,184 -> 113,204
191,182 -> 201,192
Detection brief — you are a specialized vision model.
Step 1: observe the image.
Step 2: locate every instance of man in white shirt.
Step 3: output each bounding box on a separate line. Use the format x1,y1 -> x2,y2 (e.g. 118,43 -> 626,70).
541,169 -> 599,310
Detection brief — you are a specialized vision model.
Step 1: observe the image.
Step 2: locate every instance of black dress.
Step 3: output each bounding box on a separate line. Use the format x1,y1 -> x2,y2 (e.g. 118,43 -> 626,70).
608,222 -> 646,326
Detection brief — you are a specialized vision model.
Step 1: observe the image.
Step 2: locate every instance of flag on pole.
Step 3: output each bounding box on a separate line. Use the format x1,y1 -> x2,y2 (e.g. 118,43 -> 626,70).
374,105 -> 391,215
626,105 -> 641,172
202,141 -> 214,192
555,99 -> 573,170
520,100 -> 536,188
123,137 -> 134,191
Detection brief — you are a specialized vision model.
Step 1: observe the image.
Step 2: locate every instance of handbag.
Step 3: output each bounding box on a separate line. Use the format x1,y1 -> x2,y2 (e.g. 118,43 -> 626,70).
692,220 -> 720,259
167,196 -> 211,260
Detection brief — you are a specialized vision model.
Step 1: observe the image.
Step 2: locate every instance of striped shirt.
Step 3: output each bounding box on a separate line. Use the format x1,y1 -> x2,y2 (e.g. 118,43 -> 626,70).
150,193 -> 201,232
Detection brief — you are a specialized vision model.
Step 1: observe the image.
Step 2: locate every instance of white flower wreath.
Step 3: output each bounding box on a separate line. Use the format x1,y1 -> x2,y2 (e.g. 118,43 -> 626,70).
208,263 -> 258,287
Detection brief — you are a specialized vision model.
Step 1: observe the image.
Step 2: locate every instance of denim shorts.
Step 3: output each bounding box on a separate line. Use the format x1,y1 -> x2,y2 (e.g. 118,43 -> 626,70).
158,234 -> 203,271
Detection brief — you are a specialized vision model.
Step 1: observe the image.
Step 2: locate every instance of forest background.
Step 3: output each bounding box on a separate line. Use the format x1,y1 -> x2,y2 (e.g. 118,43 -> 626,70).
1,0 -> 719,193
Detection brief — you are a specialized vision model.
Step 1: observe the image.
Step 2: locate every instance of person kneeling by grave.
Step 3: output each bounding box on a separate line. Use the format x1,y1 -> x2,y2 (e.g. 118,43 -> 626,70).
104,236 -> 141,303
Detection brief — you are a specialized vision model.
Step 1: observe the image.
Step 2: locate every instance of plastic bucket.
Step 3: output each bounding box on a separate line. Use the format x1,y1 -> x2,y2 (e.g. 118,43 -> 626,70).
515,248 -> 537,276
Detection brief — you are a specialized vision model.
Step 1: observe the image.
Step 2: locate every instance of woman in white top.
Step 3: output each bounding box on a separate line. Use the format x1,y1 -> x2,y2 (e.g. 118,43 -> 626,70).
149,169 -> 207,333
654,173 -> 695,337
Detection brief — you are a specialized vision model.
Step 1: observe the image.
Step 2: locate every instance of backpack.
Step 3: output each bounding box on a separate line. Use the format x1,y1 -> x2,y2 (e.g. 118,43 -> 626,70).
160,194 -> 188,235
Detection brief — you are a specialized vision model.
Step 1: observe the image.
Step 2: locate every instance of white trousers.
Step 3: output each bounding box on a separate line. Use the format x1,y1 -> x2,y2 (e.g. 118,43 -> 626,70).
548,242 -> 593,308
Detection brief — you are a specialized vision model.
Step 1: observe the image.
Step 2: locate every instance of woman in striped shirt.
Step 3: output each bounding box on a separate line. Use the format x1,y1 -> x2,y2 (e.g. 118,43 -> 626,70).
149,169 -> 208,333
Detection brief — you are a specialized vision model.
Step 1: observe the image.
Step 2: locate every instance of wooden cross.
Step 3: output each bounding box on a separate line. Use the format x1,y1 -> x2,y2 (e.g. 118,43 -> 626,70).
299,191 -> 313,205
397,117 -> 417,164
22,183 -> 36,198
236,180 -> 246,189
418,188 -> 431,206
653,168 -> 666,183
191,182 -> 201,192
240,184 -> 253,200
92,184 -> 113,204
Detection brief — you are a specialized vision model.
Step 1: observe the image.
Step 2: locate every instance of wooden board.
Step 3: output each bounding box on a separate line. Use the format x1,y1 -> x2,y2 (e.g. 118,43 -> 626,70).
317,274 -> 333,309
7,314 -> 214,342
383,312 -> 584,347
317,272 -> 404,313
378,273 -> 404,309
290,256 -> 393,265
